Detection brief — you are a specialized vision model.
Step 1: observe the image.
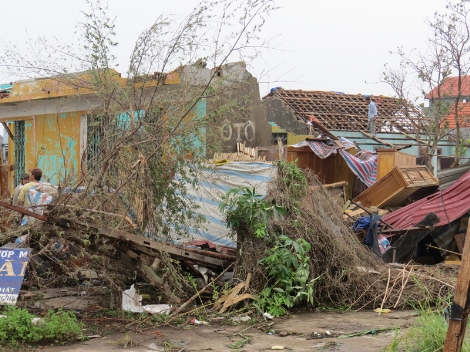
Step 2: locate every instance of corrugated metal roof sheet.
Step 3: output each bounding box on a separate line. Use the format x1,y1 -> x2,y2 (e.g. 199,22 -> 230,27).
382,169 -> 470,228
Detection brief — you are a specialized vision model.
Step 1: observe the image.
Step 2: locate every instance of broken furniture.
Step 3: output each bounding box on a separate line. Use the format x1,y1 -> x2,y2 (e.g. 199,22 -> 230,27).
353,166 -> 438,208
376,148 -> 416,181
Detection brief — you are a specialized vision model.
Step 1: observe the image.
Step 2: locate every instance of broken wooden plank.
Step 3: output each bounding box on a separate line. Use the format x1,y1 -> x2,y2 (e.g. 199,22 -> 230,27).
323,181 -> 348,189
345,209 -> 366,217
49,217 -> 233,268
382,212 -> 440,263
0,200 -> 48,221
218,281 -> 252,313
170,263 -> 234,318
444,219 -> 470,352
351,200 -> 394,229
306,115 -> 340,142
177,246 -> 236,261
219,294 -> 255,313
0,199 -> 235,269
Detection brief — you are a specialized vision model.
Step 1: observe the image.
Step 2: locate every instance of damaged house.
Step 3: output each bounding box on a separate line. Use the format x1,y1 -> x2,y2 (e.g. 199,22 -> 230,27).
262,89 -> 463,198
0,62 -> 278,306
0,62 -> 272,192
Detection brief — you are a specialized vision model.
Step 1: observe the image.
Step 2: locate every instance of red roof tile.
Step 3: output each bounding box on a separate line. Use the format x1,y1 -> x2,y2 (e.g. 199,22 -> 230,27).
382,169 -> 470,228
425,76 -> 470,99
441,102 -> 470,129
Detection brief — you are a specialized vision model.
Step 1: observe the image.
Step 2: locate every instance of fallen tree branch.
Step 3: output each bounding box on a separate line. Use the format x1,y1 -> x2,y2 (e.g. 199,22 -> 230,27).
139,263 -> 181,304
169,263 -> 234,319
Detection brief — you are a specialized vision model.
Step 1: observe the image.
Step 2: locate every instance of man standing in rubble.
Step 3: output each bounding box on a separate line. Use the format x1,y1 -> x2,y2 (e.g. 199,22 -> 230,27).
12,173 -> 31,206
17,168 -> 42,207
366,96 -> 377,136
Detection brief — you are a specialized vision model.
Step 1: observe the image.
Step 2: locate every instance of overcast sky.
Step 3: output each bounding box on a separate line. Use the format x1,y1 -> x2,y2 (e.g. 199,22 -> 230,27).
1,0 -> 450,99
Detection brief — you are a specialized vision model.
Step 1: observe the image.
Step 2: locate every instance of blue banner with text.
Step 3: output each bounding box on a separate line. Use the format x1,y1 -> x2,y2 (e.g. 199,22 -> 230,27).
0,248 -> 31,305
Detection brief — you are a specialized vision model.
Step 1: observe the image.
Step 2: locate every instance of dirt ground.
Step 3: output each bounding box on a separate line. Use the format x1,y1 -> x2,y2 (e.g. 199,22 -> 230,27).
37,310 -> 417,352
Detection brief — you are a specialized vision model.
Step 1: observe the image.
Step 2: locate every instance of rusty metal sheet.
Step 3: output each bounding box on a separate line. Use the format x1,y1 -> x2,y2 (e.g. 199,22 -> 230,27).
383,169 -> 470,228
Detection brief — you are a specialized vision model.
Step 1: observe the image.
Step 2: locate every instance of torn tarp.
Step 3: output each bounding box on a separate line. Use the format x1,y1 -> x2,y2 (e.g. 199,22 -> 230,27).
291,137 -> 377,187
339,149 -> 377,187
290,137 -> 356,159
173,162 -> 276,247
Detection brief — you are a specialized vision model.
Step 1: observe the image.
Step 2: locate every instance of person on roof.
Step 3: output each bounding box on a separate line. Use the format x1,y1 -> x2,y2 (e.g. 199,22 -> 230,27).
366,96 -> 377,136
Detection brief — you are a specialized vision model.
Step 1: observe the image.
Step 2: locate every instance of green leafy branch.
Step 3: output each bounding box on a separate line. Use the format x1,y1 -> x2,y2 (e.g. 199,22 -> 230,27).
219,186 -> 286,239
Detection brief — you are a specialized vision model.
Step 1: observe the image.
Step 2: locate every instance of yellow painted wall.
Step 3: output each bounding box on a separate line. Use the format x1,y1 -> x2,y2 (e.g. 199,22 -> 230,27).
30,112 -> 82,184
0,70 -> 181,105
272,125 -> 286,133
271,124 -> 315,146
287,133 -> 315,145
7,112 -> 83,189
1,68 -> 183,191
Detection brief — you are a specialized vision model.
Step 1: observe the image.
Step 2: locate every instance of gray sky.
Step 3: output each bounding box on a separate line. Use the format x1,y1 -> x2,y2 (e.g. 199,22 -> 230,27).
1,0 -> 449,98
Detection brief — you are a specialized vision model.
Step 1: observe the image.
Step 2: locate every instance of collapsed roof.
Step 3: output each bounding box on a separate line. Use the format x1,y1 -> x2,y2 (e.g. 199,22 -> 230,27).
264,89 -> 424,133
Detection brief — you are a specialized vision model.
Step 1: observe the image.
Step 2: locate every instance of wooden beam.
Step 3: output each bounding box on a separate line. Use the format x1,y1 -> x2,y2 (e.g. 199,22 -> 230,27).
1,122 -> 14,142
351,200 -> 394,229
49,217 -> 233,268
322,181 -> 348,189
307,115 -> 341,142
396,144 -> 413,151
0,200 -> 48,222
399,131 -> 430,146
360,130 -> 395,147
0,201 -> 235,269
444,218 -> 470,352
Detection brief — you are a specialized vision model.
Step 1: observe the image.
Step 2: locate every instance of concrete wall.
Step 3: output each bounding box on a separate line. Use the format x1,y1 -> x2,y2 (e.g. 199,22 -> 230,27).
194,62 -> 272,156
263,96 -> 309,135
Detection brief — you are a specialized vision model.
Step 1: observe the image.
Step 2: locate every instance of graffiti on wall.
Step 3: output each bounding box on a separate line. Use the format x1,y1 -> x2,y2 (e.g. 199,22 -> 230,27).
221,119 -> 255,142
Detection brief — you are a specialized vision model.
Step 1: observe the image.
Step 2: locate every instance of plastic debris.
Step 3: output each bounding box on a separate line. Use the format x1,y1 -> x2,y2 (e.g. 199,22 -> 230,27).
263,312 -> 274,319
189,317 -> 201,325
231,316 -> 251,322
374,308 -> 392,314
271,346 -> 285,350
31,318 -> 45,325
147,342 -> 164,351
122,285 -> 171,314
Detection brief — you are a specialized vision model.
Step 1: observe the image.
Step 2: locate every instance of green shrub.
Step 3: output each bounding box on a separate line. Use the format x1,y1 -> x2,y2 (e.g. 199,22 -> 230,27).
0,306 -> 84,346
219,186 -> 286,238
385,304 -> 470,352
256,235 -> 318,317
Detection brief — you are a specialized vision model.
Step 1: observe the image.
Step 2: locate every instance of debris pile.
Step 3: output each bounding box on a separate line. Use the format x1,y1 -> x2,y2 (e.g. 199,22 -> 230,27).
233,165 -> 456,309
